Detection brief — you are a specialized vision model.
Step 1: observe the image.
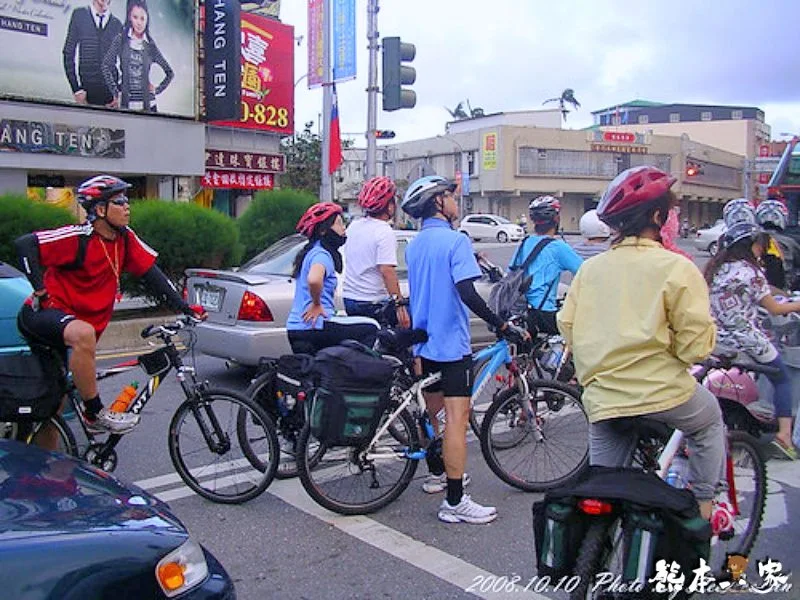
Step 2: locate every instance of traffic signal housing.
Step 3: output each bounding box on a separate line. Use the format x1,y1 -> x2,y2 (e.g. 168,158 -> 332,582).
382,37 -> 416,111
374,130 -> 396,139
686,161 -> 704,177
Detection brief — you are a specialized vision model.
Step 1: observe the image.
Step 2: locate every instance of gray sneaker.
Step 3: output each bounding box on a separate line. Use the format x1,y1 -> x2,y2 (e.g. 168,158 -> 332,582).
438,494 -> 497,524
85,407 -> 140,434
422,472 -> 471,494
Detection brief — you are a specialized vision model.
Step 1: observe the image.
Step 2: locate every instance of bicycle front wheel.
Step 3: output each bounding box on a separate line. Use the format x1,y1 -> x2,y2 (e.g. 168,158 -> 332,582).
169,389 -> 278,504
480,379 -> 588,492
297,406 -> 419,515
709,430 -> 767,572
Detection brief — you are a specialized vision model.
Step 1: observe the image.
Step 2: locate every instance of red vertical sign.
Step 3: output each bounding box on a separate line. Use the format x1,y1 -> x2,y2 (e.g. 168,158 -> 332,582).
213,14 -> 294,134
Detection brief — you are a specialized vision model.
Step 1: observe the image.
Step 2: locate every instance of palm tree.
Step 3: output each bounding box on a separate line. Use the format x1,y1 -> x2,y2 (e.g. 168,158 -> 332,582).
445,101 -> 469,120
543,88 -> 581,121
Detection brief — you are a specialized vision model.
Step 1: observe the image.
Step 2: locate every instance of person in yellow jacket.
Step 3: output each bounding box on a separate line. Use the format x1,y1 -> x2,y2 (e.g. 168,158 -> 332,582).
557,166 -> 723,520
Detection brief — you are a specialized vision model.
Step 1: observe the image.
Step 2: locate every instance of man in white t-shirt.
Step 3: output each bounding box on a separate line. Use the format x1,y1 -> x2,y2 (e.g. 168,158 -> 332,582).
344,176 -> 410,328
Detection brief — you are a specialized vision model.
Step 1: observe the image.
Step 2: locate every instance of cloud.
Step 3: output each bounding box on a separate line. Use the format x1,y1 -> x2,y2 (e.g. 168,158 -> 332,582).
280,0 -> 800,141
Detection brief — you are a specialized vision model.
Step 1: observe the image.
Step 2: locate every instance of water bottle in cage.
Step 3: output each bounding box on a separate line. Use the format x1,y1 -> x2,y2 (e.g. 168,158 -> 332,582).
666,451 -> 690,489
540,337 -> 564,373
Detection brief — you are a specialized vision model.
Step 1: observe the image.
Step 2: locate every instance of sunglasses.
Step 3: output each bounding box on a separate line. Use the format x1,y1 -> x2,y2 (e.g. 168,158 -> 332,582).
109,195 -> 130,206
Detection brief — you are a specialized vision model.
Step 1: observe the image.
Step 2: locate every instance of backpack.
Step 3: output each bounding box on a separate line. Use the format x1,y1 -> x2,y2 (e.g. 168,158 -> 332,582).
309,341 -> 395,447
0,348 -> 65,421
488,238 -> 553,321
532,466 -> 710,591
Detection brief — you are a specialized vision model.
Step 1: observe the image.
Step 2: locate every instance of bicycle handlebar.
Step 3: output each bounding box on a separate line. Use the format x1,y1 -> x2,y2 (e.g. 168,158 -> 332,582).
140,315 -> 199,339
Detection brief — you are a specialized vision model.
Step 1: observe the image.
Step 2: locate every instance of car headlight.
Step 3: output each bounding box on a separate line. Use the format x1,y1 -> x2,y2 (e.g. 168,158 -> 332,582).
156,538 -> 209,597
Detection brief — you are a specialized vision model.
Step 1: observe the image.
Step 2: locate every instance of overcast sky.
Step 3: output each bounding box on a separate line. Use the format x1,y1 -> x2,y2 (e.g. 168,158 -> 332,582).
278,0 -> 800,145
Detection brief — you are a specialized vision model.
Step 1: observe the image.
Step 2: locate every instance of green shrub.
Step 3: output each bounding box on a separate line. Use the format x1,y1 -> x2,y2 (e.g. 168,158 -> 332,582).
238,188 -> 317,260
122,199 -> 242,299
0,194 -> 77,266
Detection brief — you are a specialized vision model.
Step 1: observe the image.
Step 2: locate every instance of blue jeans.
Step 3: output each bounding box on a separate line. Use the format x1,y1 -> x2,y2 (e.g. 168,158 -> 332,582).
763,355 -> 793,418
343,298 -> 397,327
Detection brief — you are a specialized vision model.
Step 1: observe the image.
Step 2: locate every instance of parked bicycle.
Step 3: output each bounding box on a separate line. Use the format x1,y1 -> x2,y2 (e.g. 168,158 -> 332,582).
5,317 -> 279,504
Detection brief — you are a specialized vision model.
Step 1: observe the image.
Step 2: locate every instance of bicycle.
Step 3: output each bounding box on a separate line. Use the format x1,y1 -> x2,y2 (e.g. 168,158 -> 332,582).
295,332 -> 588,514
16,317 -> 279,504
568,423 -> 766,599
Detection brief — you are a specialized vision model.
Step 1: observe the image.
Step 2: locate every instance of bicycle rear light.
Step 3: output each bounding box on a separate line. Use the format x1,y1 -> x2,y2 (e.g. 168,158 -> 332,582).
577,498 -> 614,515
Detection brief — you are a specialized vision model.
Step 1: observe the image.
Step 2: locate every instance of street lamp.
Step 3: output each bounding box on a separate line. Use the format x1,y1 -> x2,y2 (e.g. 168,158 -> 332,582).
436,134 -> 468,219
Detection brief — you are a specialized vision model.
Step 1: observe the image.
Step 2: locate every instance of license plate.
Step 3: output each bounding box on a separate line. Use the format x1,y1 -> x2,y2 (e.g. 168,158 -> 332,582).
199,289 -> 222,312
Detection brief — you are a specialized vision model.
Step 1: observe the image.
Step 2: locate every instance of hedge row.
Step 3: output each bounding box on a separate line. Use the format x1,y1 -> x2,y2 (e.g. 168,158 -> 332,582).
0,188 -> 317,296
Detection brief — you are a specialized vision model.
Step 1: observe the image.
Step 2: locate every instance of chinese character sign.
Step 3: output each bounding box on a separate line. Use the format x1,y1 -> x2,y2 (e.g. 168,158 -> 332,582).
307,0 -> 324,88
482,132 -> 498,171
213,13 -> 294,134
332,0 -> 356,82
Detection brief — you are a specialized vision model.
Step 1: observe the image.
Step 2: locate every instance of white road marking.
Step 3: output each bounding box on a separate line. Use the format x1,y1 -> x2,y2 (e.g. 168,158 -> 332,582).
134,473 -> 553,599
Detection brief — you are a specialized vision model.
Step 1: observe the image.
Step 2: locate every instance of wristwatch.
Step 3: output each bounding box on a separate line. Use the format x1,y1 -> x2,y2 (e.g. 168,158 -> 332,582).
391,294 -> 409,307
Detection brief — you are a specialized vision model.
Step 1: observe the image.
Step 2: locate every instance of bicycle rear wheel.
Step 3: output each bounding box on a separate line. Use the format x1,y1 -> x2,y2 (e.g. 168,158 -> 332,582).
297,406 -> 419,515
4,415 -> 78,457
245,371 -> 305,479
169,388 -> 278,504
708,430 -> 766,572
480,379 -> 588,492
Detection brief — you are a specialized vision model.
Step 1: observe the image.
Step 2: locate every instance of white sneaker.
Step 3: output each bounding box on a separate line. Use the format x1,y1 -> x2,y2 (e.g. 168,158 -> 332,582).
438,494 -> 497,524
422,472 -> 471,494
85,407 -> 140,434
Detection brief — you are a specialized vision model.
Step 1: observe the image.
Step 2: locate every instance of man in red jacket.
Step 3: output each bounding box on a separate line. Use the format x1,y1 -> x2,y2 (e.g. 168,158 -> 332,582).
16,175 -> 205,437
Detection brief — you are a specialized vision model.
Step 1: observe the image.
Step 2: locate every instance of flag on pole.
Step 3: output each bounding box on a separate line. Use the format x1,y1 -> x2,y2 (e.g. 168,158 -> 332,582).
328,85 -> 343,174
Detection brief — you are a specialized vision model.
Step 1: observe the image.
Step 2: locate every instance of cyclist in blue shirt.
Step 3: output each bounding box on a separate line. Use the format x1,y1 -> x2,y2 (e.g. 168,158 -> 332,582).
402,175 -> 527,524
510,196 -> 583,336
286,202 -> 377,355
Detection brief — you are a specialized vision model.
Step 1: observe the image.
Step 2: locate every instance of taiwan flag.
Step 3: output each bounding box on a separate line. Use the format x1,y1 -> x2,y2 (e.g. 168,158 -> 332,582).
328,85 -> 343,174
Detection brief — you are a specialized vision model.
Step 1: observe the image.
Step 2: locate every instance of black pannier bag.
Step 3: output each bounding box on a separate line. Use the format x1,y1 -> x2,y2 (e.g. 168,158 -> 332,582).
532,466 -> 711,586
309,341 -> 395,447
0,348 -> 65,421
252,354 -> 315,422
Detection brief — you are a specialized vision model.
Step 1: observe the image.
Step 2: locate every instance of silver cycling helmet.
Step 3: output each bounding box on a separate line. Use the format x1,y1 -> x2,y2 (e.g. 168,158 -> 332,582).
756,199 -> 788,230
401,175 -> 456,219
722,198 -> 756,229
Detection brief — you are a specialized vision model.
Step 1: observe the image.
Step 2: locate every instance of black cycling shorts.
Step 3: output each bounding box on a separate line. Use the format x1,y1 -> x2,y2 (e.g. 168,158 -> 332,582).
17,304 -> 76,351
420,355 -> 472,397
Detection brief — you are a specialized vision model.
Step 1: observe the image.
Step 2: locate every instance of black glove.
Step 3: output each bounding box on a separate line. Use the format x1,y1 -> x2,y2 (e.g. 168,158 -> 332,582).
499,322 -> 528,345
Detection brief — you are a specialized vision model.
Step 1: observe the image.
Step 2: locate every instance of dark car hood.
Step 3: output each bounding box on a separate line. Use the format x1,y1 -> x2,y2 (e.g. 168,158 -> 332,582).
0,439 -> 184,538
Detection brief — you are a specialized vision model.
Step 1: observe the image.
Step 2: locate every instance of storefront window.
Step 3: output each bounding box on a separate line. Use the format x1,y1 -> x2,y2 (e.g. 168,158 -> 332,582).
518,148 -> 617,177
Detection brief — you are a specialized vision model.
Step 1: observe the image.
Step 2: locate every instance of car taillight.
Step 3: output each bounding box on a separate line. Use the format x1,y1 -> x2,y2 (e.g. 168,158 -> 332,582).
577,498 -> 614,515
237,291 -> 274,322
182,284 -> 188,302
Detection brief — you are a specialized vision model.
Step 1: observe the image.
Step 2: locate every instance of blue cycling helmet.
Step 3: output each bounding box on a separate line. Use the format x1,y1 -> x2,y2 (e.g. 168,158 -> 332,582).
401,175 -> 456,219
722,222 -> 759,248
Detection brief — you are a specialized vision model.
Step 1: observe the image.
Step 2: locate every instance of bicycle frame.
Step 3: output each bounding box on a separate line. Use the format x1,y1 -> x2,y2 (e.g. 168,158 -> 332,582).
472,338 -> 531,401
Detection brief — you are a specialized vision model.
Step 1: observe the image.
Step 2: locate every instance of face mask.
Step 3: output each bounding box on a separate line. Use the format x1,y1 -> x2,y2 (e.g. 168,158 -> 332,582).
324,230 -> 346,248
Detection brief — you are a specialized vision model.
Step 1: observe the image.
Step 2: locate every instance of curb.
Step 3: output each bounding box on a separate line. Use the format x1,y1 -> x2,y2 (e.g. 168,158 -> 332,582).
97,316 -> 172,357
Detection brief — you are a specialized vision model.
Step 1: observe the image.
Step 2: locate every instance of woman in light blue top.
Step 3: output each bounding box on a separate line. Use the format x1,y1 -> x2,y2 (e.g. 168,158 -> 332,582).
287,202 -> 378,355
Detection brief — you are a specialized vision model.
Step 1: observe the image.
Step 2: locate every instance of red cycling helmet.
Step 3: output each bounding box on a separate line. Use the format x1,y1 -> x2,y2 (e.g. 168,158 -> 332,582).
358,176 -> 396,214
77,174 -> 131,215
597,166 -> 676,227
296,202 -> 343,237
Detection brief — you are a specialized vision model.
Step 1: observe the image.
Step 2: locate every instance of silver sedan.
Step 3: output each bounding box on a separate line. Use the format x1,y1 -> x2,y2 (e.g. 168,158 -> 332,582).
186,232 -> 496,366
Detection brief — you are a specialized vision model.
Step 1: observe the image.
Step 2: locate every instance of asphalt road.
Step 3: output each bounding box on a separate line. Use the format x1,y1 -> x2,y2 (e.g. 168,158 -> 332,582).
90,237 -> 796,600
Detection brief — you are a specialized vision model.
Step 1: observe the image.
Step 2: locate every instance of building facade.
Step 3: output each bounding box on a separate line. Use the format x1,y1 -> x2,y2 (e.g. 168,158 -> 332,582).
378,114 -> 744,230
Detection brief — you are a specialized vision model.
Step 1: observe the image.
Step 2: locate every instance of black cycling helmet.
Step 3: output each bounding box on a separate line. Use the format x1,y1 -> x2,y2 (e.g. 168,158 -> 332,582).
401,175 -> 456,219
528,195 -> 561,224
77,175 -> 131,221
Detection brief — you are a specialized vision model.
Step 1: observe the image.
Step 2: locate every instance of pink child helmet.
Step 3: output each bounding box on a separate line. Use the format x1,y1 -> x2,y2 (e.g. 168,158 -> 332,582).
703,369 -> 760,404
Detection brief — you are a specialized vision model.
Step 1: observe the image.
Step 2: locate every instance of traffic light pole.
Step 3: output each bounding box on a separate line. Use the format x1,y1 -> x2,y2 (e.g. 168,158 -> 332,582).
365,0 -> 379,179
320,0 -> 333,203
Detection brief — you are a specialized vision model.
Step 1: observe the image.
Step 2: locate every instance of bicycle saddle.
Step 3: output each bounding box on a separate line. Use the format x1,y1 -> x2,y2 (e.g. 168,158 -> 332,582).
607,416 -> 672,441
375,328 -> 428,353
